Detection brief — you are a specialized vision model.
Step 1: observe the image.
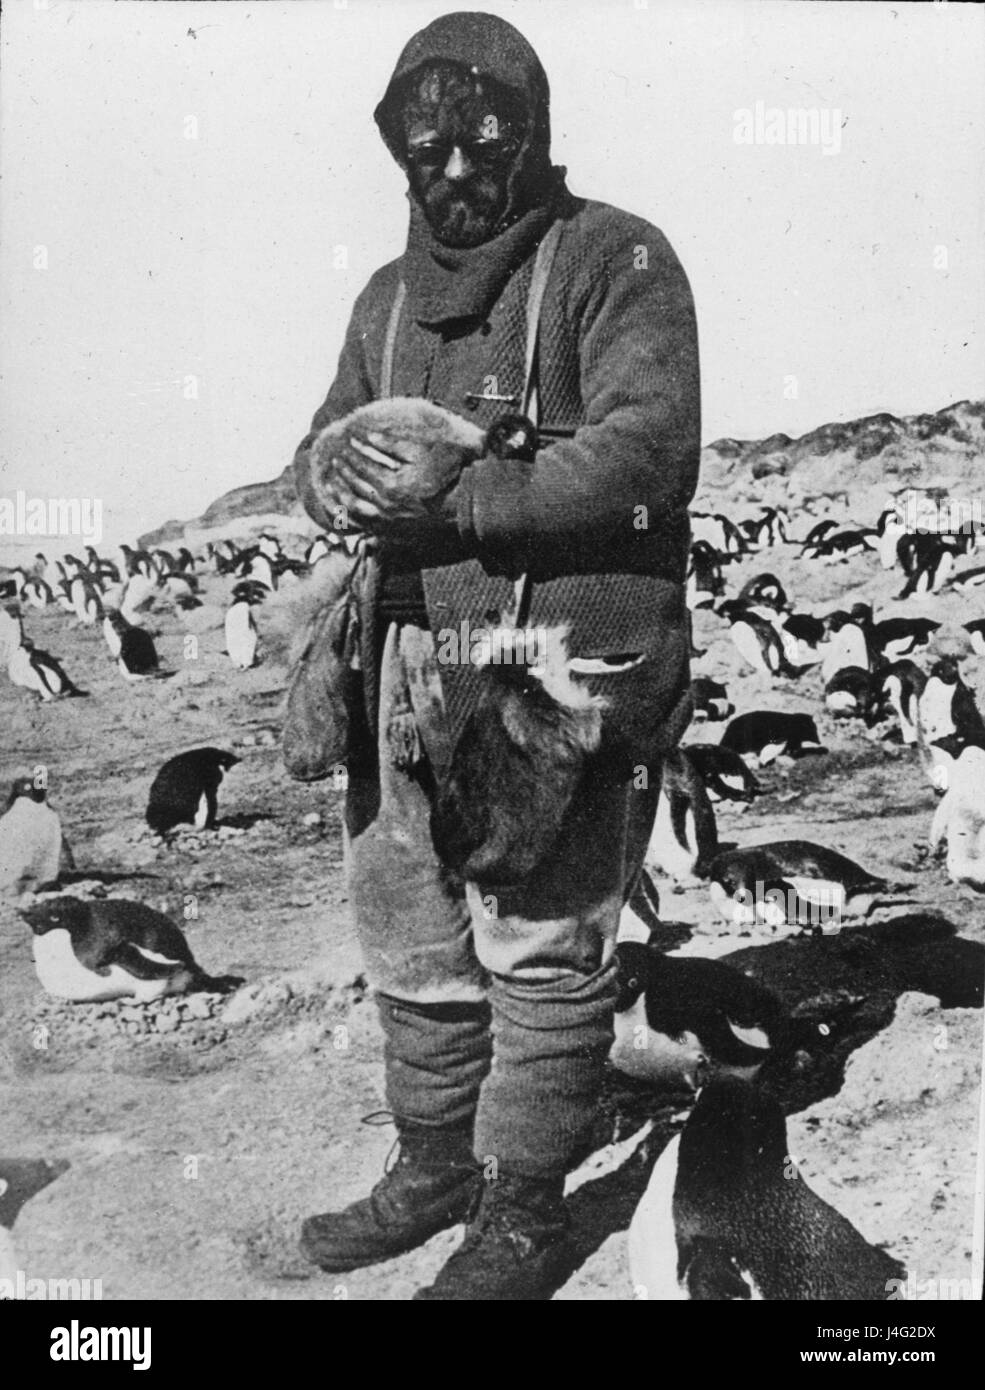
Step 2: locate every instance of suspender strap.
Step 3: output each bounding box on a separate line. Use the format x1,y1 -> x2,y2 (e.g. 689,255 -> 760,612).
380,278 -> 407,400
514,218 -> 564,627
521,218 -> 564,428
380,219 -> 565,629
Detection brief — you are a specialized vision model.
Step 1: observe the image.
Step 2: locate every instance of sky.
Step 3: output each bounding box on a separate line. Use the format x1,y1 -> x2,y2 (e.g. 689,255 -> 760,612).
1,0 -> 983,548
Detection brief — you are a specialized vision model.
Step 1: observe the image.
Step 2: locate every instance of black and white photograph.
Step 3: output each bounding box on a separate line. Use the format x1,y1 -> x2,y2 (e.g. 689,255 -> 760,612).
2,0 -> 984,1326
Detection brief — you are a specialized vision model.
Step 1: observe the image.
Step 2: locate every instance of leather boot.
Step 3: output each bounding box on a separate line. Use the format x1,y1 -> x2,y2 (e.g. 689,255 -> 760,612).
412,1172 -> 572,1300
301,1119 -> 481,1272
301,993 -> 490,1272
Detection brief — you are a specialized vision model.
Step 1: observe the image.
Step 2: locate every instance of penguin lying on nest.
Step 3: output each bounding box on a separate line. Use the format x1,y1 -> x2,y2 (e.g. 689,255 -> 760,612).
263,398 -> 531,783
21,896 -> 244,1002
708,840 -> 911,931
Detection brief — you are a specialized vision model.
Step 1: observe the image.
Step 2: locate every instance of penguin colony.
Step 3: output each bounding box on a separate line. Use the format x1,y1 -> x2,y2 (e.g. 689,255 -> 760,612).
2,429 -> 984,1299
618,486 -> 985,1299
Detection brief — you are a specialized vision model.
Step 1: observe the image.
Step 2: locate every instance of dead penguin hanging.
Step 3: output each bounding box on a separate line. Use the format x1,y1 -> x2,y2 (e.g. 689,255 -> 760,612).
433,618 -> 609,887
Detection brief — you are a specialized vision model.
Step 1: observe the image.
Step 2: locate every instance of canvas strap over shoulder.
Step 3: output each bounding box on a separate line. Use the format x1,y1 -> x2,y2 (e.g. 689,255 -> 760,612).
514,218 -> 563,626
380,221 -> 564,626
379,219 -> 564,415
380,279 -> 407,401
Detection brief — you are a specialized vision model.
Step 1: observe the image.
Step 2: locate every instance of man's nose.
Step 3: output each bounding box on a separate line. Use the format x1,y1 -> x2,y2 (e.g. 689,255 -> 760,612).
443,146 -> 472,180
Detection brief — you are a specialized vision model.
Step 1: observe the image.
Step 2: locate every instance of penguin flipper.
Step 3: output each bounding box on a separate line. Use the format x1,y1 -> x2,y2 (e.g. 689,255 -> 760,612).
107,940 -> 190,982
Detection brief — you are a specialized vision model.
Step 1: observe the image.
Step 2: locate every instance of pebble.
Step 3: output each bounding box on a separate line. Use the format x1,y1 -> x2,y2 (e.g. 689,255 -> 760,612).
302,812 -> 322,828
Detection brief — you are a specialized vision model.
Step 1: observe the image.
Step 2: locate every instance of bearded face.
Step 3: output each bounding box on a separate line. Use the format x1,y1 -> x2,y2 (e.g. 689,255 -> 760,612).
400,64 -> 526,248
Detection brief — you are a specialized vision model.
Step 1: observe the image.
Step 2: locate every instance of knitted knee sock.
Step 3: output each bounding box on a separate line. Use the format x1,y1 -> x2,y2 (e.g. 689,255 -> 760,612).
378,993 -> 493,1130
472,961 -> 618,1177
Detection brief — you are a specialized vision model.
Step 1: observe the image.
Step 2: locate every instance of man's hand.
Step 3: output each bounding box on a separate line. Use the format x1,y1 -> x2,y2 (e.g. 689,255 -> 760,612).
317,431 -> 464,537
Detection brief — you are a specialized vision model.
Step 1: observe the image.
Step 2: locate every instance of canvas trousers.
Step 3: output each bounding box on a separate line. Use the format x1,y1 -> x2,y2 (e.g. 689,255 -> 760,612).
343,621 -> 663,1175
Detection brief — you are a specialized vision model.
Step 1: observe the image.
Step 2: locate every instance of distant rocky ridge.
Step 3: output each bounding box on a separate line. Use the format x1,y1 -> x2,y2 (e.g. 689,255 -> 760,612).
697,399 -> 985,514
139,398 -> 985,549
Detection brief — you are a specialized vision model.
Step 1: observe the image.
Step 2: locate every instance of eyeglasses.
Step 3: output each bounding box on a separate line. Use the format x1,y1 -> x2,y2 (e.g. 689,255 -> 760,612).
404,137 -> 521,171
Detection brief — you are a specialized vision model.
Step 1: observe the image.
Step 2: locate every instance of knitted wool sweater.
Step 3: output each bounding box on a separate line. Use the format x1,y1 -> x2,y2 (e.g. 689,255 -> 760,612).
293,14 -> 701,761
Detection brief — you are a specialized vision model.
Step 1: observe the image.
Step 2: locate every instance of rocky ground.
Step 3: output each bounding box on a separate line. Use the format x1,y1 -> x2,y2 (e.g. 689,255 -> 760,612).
2,517 -> 984,1301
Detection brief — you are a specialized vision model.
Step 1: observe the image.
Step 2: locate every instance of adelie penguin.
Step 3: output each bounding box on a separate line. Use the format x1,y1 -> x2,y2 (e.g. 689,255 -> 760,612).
7,639 -> 85,701
102,609 -> 161,680
802,528 -> 876,562
878,660 -> 926,745
0,1157 -> 70,1284
738,572 -> 787,611
628,1075 -> 906,1300
896,532 -> 956,598
720,711 -> 825,766
824,665 -> 880,722
917,656 -> 985,748
929,743 -> 985,891
645,749 -> 718,886
0,777 -> 74,897
21,896 -> 244,1002
870,617 -> 939,662
799,518 -> 838,553
727,608 -> 799,679
435,622 -> 608,886
0,606 -> 22,659
689,676 -> 732,723
684,744 -> 761,807
146,748 -> 240,836
610,942 -> 828,1090
746,507 -> 789,548
686,541 -> 725,610
225,581 -> 266,670
962,618 -> 985,657
708,841 -> 904,931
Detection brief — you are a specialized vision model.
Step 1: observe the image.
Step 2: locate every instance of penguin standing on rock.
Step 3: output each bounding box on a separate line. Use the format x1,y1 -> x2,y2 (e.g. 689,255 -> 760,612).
146,748 -> 240,835
0,777 -> 74,896
21,897 -> 244,1002
628,1076 -> 906,1300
